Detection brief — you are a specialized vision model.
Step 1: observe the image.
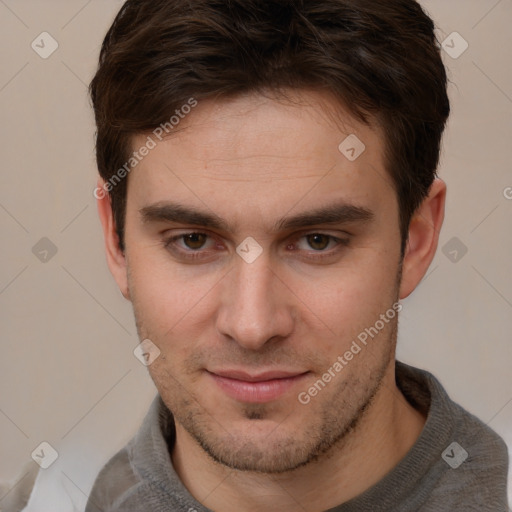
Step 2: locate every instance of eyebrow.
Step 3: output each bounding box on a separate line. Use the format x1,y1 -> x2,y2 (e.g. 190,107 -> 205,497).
139,200 -> 374,232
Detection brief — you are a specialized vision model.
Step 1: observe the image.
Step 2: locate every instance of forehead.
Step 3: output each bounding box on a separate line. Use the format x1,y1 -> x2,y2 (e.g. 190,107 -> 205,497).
126,90 -> 394,229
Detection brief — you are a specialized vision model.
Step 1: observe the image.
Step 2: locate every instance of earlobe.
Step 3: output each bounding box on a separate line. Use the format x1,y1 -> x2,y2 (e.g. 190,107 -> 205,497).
96,179 -> 131,300
399,178 -> 446,299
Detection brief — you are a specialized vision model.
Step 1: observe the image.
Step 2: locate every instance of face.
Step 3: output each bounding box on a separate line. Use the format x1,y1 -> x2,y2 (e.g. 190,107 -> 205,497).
120,90 -> 406,473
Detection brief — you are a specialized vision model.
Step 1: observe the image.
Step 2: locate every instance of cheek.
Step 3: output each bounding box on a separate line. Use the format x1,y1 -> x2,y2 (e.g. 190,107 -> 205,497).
127,241 -> 194,315
130,272 -> 174,328
312,244 -> 399,306
305,254 -> 400,346
126,251 -> 221,358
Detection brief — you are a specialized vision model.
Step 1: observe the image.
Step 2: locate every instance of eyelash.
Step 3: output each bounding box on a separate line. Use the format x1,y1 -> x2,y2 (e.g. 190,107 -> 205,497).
162,231 -> 350,262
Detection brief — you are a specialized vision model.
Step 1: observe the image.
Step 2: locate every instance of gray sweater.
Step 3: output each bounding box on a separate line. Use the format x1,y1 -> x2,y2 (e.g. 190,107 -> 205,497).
85,361 -> 509,511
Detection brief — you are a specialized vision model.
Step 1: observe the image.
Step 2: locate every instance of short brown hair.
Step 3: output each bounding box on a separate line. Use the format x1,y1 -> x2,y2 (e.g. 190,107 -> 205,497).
89,0 -> 450,253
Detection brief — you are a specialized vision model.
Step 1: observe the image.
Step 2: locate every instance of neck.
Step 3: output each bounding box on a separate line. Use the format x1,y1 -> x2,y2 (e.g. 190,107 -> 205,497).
171,360 -> 426,512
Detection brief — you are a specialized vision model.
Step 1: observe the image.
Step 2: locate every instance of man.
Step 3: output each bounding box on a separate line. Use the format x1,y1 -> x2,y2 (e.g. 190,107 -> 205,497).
85,0 -> 509,510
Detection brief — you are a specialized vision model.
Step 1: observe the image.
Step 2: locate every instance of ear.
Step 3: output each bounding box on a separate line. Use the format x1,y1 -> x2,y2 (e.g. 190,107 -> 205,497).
96,179 -> 130,300
399,178 -> 446,299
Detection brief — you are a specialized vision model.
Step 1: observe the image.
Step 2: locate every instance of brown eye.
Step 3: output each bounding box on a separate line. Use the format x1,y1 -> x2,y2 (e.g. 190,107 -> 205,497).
163,231 -> 219,262
182,233 -> 208,250
306,234 -> 331,251
292,233 -> 350,261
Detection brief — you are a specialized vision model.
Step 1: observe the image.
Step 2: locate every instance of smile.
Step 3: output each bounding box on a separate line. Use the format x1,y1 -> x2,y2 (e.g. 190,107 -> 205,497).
206,370 -> 310,403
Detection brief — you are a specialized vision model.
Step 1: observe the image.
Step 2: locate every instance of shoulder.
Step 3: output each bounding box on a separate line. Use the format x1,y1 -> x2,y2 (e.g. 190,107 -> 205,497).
397,361 -> 509,510
84,444 -> 142,512
444,396 -> 509,491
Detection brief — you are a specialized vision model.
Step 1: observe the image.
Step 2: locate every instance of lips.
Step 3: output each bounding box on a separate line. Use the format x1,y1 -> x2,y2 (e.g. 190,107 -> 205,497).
211,369 -> 307,382
206,369 -> 309,403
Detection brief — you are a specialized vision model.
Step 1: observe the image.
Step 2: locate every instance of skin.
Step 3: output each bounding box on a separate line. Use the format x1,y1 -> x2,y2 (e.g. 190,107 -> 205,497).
97,89 -> 446,512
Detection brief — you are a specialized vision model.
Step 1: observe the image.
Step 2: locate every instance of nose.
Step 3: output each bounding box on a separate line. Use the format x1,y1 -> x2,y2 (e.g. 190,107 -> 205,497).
216,251 -> 295,351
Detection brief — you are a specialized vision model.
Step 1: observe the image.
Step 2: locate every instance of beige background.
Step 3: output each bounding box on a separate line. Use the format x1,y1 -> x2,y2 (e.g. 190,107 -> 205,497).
0,0 -> 511,509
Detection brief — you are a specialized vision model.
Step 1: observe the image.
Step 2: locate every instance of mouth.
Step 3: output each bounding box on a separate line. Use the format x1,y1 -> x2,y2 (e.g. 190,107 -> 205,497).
206,369 -> 310,403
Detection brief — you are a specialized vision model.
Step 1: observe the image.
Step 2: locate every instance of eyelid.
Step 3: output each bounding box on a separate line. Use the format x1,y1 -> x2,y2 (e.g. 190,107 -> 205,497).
164,230 -> 218,250
163,229 -> 351,262
164,228 -> 352,246
164,228 -> 352,241
290,228 -> 353,240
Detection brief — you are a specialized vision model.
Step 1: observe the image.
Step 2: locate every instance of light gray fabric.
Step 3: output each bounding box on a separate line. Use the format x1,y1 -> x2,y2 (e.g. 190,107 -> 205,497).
85,361 -> 509,511
0,461 -> 40,512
